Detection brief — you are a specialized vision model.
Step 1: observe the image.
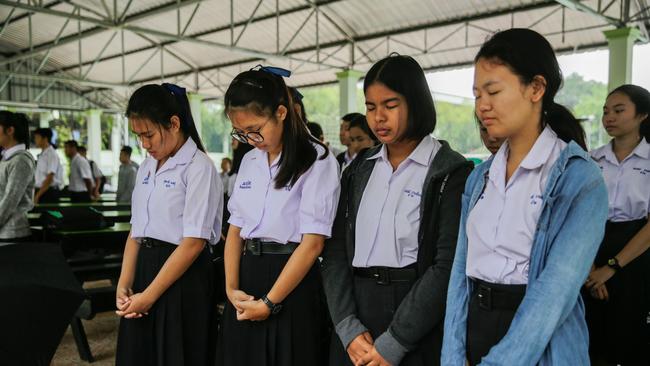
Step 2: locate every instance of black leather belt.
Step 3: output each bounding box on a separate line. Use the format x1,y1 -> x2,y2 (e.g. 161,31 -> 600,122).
140,237 -> 175,249
472,279 -> 526,311
353,265 -> 418,285
244,239 -> 299,255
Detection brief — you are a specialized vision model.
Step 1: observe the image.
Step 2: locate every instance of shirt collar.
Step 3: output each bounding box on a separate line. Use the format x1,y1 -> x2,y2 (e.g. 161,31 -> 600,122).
518,126 -> 560,170
251,147 -> 282,169
592,138 -> 650,163
632,138 -> 650,159
366,135 -> 436,167
489,126 -> 559,185
1,144 -> 26,161
165,138 -> 198,167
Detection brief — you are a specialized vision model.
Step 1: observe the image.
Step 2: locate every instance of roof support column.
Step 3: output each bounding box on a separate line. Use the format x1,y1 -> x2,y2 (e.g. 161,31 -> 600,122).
336,69 -> 363,117
187,92 -> 203,140
86,109 -> 102,162
39,111 -> 51,127
603,27 -> 641,91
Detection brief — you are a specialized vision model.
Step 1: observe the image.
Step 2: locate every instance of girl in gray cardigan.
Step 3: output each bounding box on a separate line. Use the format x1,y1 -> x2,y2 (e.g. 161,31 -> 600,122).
0,112 -> 35,242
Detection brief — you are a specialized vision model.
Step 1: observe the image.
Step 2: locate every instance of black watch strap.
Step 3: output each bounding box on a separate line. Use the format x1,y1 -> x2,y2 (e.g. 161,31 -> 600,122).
261,295 -> 282,315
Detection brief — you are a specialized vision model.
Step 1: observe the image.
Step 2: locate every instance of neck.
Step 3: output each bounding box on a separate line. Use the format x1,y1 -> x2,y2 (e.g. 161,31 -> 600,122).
613,132 -> 641,157
508,120 -> 543,165
268,144 -> 282,165
2,140 -> 18,150
170,137 -> 187,157
386,138 -> 420,170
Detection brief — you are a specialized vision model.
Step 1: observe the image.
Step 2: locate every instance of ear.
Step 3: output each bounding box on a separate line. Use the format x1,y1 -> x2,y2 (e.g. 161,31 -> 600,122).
529,75 -> 547,103
276,105 -> 288,122
169,115 -> 182,132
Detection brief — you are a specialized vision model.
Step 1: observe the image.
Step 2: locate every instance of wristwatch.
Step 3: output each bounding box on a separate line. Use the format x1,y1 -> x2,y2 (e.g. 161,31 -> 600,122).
261,295 -> 283,315
606,257 -> 622,271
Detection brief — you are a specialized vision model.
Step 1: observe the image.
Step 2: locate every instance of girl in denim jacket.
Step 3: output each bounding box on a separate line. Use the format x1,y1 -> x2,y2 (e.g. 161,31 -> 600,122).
442,28 -> 608,366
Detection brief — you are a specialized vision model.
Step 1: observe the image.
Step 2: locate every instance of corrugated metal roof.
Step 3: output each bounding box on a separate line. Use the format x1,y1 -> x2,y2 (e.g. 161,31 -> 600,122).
0,0 -> 647,110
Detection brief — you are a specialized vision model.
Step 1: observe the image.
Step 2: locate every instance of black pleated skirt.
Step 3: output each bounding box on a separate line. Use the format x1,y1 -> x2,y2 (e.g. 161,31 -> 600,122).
328,274 -> 442,366
116,241 -> 216,366
585,218 -> 650,365
216,252 -> 327,366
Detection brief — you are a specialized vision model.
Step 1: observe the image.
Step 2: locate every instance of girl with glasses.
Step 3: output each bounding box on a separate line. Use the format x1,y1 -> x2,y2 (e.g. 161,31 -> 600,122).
217,67 -> 340,366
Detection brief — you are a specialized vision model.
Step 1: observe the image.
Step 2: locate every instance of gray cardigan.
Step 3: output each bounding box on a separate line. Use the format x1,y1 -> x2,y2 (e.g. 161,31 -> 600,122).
0,150 -> 35,240
321,140 -> 472,365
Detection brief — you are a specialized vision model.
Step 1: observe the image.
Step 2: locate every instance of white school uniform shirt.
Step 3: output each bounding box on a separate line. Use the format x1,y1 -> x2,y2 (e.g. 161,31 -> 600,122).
68,153 -> 94,192
466,126 -> 567,285
130,138 -> 223,245
228,144 -> 340,244
1,144 -> 26,161
591,139 -> 650,222
353,135 -> 440,268
35,145 -> 64,189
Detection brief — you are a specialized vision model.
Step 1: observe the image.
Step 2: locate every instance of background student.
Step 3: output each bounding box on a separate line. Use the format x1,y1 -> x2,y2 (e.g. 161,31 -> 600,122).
115,83 -> 223,365
0,112 -> 35,243
33,127 -> 64,203
78,145 -> 105,198
322,55 -> 472,366
585,84 -> 650,365
217,66 -> 340,366
63,140 -> 94,202
116,146 -> 138,204
442,28 -> 608,366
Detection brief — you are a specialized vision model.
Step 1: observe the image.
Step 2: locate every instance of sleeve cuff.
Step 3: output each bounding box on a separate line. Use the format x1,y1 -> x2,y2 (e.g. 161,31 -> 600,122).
374,330 -> 409,366
228,216 -> 244,228
183,226 -> 212,239
300,223 -> 332,238
335,315 -> 368,350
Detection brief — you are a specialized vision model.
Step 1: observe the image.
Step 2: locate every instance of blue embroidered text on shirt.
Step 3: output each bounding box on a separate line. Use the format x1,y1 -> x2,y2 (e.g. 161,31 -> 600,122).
240,180 -> 252,189
529,194 -> 543,205
404,189 -> 422,198
142,171 -> 151,185
163,179 -> 177,188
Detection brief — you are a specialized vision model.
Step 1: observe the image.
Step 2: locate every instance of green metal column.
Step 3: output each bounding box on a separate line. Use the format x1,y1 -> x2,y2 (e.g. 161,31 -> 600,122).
603,27 -> 641,92
336,69 -> 363,117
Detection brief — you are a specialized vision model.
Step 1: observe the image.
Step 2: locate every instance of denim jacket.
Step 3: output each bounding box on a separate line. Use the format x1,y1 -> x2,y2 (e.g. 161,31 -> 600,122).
442,141 -> 608,365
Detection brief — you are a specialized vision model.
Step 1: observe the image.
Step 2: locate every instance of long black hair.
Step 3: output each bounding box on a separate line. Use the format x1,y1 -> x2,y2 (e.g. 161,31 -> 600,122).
608,84 -> 650,142
475,28 -> 587,150
126,83 -> 206,152
224,68 -> 328,189
363,54 -> 436,142
0,111 -> 30,145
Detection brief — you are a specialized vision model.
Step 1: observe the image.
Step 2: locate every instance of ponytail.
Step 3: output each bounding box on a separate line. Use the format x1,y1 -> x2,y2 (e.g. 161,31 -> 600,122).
162,83 -> 206,152
126,83 -> 206,153
609,84 -> 650,143
544,101 -> 587,150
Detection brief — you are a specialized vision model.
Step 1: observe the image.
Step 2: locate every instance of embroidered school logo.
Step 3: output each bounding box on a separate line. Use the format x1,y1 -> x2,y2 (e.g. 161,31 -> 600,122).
529,194 -> 543,205
163,179 -> 176,188
142,171 -> 151,185
633,167 -> 649,176
239,180 -> 252,189
404,189 -> 422,198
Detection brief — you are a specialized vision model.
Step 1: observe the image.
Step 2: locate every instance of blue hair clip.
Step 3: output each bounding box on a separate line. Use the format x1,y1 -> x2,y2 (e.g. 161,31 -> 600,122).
253,65 -> 292,78
162,83 -> 187,96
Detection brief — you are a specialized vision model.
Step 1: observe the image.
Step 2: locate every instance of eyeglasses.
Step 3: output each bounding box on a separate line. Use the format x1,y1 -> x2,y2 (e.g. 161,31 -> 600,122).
230,118 -> 271,144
